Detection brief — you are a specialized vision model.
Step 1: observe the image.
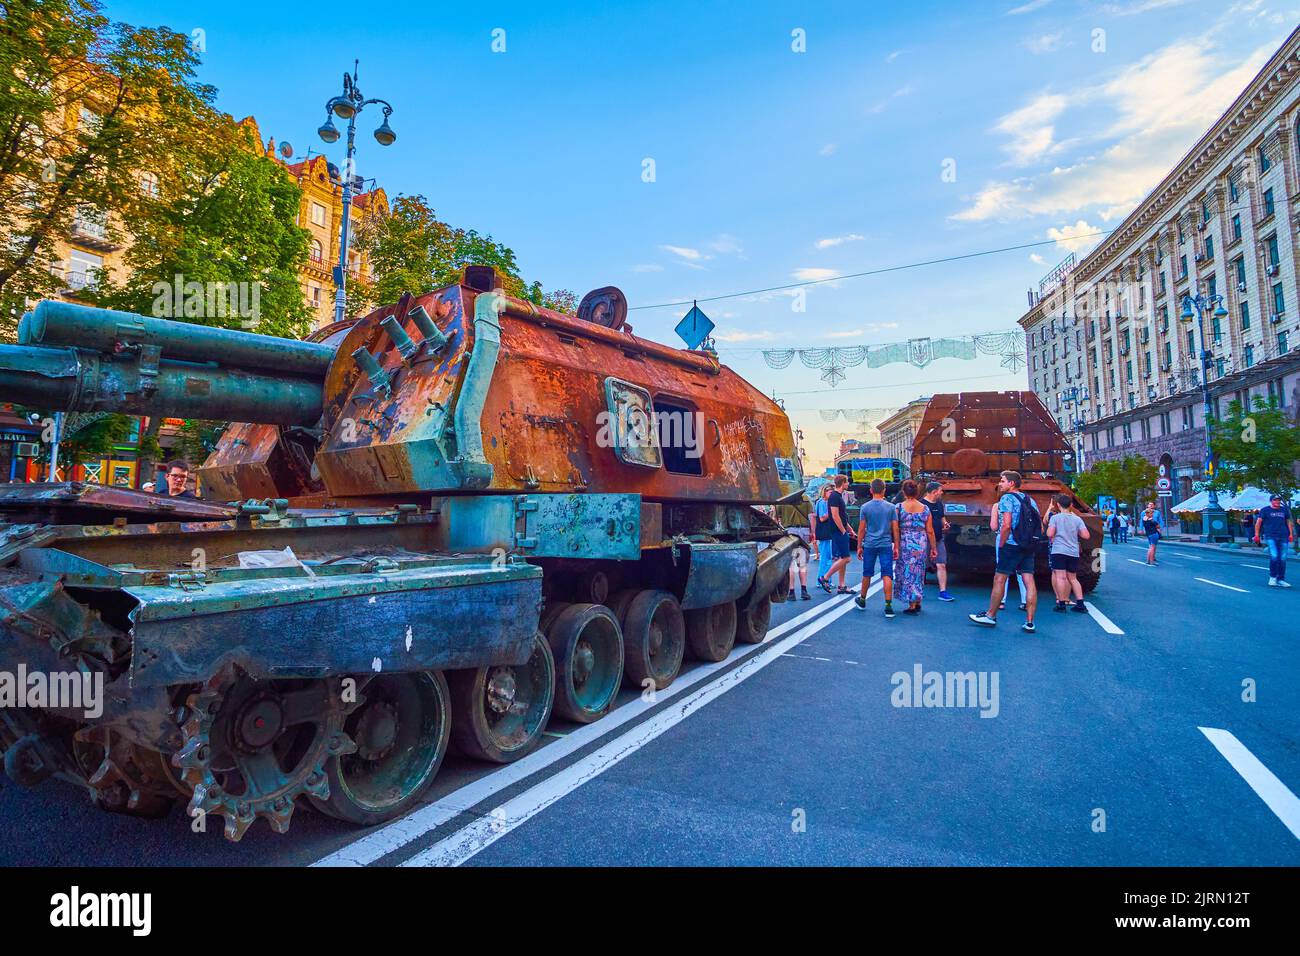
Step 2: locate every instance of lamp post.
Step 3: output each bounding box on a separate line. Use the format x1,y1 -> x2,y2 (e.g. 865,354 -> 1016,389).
1062,386 -> 1090,476
318,64 -> 396,327
1180,290 -> 1231,542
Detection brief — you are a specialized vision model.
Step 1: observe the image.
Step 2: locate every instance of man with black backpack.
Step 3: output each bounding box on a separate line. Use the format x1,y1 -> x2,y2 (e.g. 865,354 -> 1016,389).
969,470 -> 1041,633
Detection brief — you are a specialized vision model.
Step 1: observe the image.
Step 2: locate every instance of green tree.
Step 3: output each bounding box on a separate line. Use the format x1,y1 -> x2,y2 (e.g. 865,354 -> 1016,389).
1073,454 -> 1159,511
170,419 -> 226,467
1209,395 -> 1300,499
38,412 -> 132,475
90,121 -> 312,338
0,0 -> 217,337
352,194 -> 575,315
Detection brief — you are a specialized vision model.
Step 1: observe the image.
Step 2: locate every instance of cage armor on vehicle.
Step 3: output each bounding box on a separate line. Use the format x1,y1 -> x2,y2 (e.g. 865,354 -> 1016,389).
0,272 -> 804,841
909,391 -> 1104,594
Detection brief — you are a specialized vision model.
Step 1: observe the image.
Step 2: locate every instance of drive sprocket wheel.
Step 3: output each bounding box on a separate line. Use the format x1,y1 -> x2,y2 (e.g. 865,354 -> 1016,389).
171,665 -> 356,841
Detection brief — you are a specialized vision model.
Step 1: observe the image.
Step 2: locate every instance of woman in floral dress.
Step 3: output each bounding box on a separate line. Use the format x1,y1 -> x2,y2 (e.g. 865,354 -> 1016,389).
895,479 -> 937,614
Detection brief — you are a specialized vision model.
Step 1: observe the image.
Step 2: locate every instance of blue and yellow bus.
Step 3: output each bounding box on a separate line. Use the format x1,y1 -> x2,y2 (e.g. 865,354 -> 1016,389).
837,456 -> 909,486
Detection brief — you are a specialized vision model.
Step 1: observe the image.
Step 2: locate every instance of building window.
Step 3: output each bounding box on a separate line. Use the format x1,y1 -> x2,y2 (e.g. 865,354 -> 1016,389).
1263,187 -> 1275,218
1245,344 -> 1254,368
1179,255 -> 1187,278
1126,360 -> 1133,382
1211,312 -> 1222,343
1229,176 -> 1239,202
1215,357 -> 1225,379
1280,330 -> 1289,354
66,248 -> 103,289
1159,272 -> 1167,295
310,239 -> 323,263
1202,199 -> 1210,222
1234,256 -> 1246,287
78,106 -> 101,132
139,171 -> 159,198
1260,144 -> 1272,172
310,202 -> 327,227
1206,275 -> 1217,300
1241,302 -> 1250,331
1272,282 -> 1285,316
308,282 -> 321,307
1205,236 -> 1214,260
1182,405 -> 1193,429
1231,214 -> 1242,241
1163,341 -> 1172,368
1267,234 -> 1279,267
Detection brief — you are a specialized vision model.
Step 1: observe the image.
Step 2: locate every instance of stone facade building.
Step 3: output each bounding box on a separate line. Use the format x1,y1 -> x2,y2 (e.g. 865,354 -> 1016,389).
1019,27 -> 1300,503
877,398 -> 931,466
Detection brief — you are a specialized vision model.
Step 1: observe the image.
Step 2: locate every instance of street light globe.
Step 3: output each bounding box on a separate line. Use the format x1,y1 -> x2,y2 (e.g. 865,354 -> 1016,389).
1180,299 -> 1195,321
373,119 -> 396,146
318,118 -> 340,143
331,98 -> 356,120
1212,301 -> 1229,319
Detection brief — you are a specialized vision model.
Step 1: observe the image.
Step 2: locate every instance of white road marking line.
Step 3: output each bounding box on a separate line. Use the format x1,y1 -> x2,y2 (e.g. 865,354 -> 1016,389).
1083,602 -> 1124,635
1199,727 -> 1300,841
1126,559 -> 1152,566
312,592 -> 855,867
1244,565 -> 1271,571
1195,577 -> 1248,593
402,582 -> 880,867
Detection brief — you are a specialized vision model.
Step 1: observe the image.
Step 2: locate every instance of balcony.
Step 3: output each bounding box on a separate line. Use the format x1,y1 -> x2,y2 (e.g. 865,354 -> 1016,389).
69,210 -> 119,251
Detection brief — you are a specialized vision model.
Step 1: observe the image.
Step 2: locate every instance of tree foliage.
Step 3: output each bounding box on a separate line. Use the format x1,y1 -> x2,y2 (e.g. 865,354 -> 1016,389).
1073,454 -> 1160,510
89,121 -> 312,338
352,194 -> 576,315
0,0 -> 218,337
1209,395 -> 1300,499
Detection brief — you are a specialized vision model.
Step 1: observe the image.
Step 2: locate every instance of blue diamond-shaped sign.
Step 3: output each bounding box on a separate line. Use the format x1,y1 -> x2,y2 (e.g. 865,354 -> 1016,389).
675,304 -> 714,350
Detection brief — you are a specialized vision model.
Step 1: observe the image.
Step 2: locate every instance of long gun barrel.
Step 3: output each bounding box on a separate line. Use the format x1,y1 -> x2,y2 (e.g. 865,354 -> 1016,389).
0,301 -> 328,426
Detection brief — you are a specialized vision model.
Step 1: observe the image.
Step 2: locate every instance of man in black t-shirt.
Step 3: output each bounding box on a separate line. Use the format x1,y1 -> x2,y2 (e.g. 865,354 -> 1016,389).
923,481 -> 953,601
818,475 -> 853,593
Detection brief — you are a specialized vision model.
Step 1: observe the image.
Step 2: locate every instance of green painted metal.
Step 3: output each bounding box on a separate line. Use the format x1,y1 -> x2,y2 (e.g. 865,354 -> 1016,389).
21,300 -> 334,377
0,343 -> 323,425
448,290 -> 502,489
445,493 -> 643,559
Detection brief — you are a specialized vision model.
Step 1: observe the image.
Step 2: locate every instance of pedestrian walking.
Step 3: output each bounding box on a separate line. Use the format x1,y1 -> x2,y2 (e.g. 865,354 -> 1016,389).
991,497 -> 1027,609
812,483 -> 835,588
818,475 -> 853,594
894,479 -> 937,615
787,512 -> 812,601
1046,494 -> 1090,613
1108,511 -> 1121,545
1254,493 -> 1295,588
854,478 -> 899,618
1140,500 -> 1163,565
923,481 -> 954,601
1117,510 -> 1129,544
970,470 -> 1041,633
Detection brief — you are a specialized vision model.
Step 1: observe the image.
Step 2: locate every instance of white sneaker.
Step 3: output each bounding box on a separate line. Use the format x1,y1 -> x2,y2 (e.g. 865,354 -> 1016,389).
1279,580 -> 1293,588
1268,578 -> 1278,587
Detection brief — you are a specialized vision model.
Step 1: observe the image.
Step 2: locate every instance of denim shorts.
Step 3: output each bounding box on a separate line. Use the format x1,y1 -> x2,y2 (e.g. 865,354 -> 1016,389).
861,545 -> 894,579
830,532 -> 851,560
996,543 -> 1035,576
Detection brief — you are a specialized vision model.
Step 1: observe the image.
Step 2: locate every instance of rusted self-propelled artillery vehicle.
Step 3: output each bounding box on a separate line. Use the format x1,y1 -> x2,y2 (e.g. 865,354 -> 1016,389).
911,391 -> 1104,593
0,273 -> 803,840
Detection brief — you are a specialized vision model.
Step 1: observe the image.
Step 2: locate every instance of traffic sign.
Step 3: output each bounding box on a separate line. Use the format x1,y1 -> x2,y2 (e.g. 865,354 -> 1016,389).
675,302 -> 714,350
1157,477 -> 1172,498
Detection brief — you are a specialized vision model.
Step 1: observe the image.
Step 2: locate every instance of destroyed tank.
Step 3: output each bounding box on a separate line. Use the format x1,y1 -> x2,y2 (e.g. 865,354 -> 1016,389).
0,271 -> 803,840
910,391 -> 1103,593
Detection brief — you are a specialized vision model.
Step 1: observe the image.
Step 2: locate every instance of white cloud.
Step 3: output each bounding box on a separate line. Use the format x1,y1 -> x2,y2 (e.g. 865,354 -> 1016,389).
824,328 -> 865,338
792,267 -> 841,282
868,84 -> 915,114
815,233 -> 866,249
660,244 -> 705,261
1007,0 -> 1053,13
1030,253 -> 1048,265
819,142 -> 838,157
885,49 -> 905,63
1023,32 -> 1063,54
707,234 -> 743,255
1100,0 -> 1191,15
951,37 -> 1276,223
995,92 -> 1069,165
1048,220 -> 1105,254
631,263 -> 663,273
715,329 -> 775,342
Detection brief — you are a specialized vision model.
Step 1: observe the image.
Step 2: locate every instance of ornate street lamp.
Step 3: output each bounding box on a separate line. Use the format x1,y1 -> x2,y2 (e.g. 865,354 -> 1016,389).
318,64 -> 396,326
1181,290 -> 1231,542
1062,385 -> 1089,474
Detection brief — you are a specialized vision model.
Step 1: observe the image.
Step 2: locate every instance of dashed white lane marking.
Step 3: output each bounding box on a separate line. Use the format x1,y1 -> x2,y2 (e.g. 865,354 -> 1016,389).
1244,565 -> 1271,571
1083,602 -> 1124,635
313,592 -> 855,866
1126,559 -> 1152,567
401,583 -> 877,867
1199,727 -> 1300,841
1195,577 -> 1248,593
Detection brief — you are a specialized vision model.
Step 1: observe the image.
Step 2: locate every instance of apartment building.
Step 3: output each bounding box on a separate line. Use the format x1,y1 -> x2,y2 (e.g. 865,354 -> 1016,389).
1019,27 -> 1300,501
877,399 -> 931,466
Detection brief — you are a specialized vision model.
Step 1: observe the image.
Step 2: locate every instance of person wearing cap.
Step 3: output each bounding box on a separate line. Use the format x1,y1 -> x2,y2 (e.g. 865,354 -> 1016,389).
1254,493 -> 1295,588
922,481 -> 954,601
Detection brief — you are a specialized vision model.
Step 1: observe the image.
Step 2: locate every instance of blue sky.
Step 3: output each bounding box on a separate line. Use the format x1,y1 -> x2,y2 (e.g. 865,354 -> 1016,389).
109,0 -> 1297,468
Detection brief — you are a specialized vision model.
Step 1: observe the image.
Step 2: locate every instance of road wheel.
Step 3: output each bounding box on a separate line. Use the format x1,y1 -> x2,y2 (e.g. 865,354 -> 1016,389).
547,604 -> 624,723
606,588 -> 639,626
735,593 -> 773,644
449,633 -> 555,763
685,601 -> 737,662
311,670 -> 450,826
576,569 -> 610,605
621,589 -> 686,690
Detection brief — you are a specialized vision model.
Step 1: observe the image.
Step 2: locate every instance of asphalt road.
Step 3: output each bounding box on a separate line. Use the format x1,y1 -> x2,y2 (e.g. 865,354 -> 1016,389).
1,538 -> 1296,866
